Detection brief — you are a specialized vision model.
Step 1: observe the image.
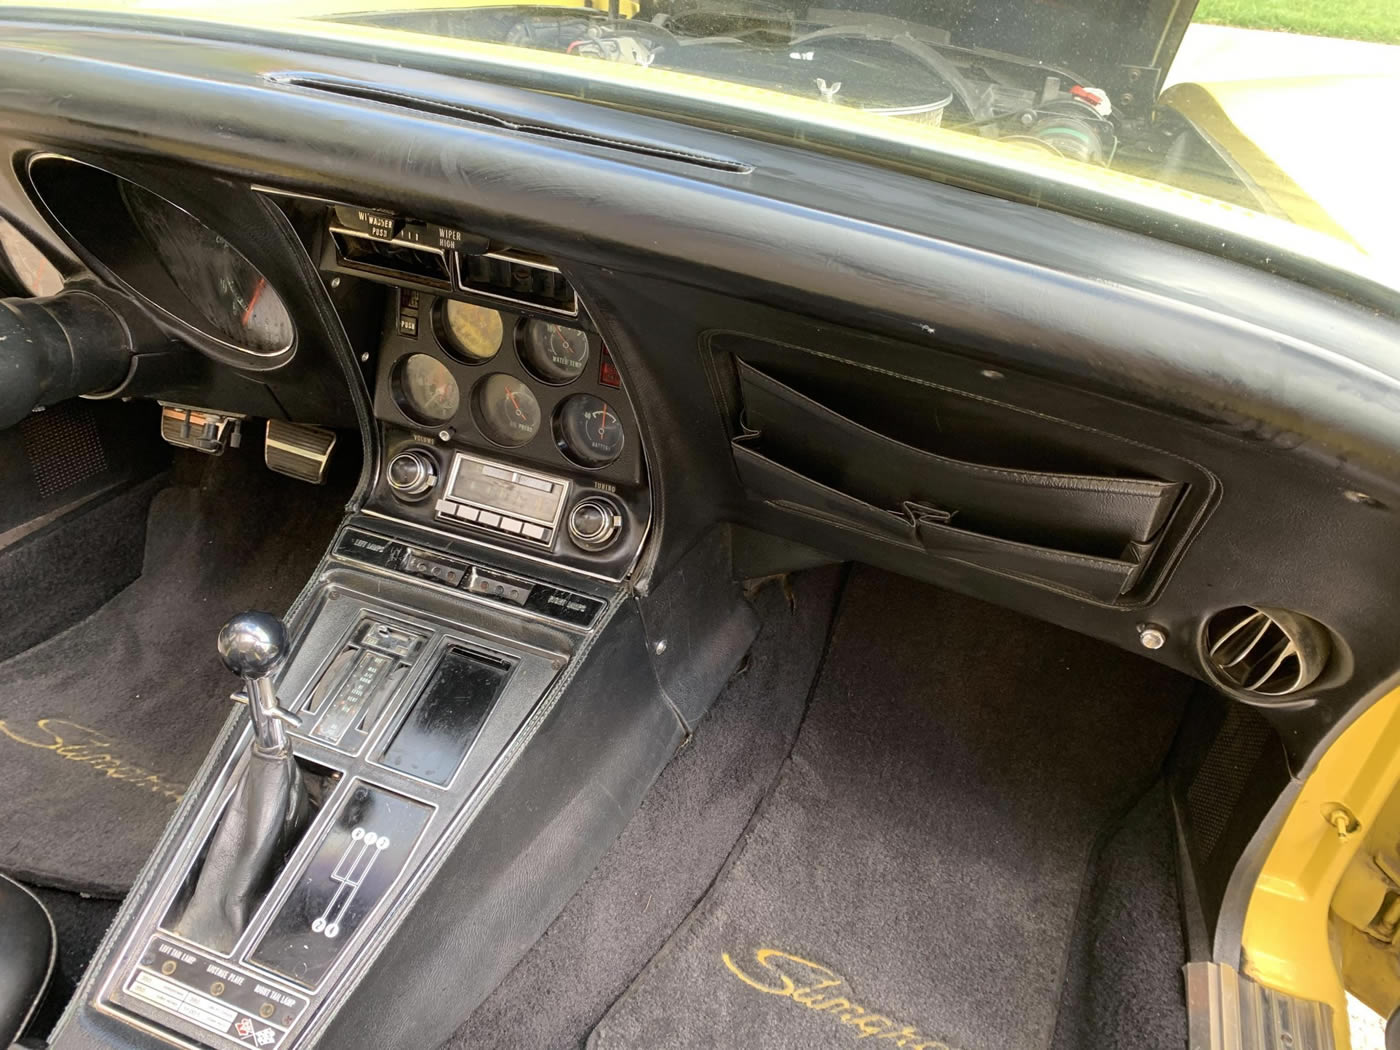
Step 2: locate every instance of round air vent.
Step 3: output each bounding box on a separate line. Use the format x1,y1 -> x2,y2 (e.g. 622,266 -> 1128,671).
1203,606 -> 1332,699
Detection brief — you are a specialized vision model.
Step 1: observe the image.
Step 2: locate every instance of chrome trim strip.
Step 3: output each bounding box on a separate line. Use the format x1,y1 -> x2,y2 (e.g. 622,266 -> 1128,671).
358,508 -> 625,584
327,550 -> 595,634
454,250 -> 579,317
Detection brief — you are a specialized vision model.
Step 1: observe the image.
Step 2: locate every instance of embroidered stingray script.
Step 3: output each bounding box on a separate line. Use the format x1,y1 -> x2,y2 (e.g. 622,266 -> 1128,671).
0,717 -> 186,800
722,948 -> 961,1048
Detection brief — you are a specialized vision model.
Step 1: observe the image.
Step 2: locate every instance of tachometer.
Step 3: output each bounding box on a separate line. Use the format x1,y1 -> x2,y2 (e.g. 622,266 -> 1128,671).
518,319 -> 589,385
435,299 -> 503,362
121,181 -> 294,355
555,394 -> 624,467
393,353 -> 460,425
473,373 -> 541,447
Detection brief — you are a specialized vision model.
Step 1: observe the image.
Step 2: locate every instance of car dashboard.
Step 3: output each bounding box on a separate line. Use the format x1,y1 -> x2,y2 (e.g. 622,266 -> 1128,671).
2,14 -> 1400,1050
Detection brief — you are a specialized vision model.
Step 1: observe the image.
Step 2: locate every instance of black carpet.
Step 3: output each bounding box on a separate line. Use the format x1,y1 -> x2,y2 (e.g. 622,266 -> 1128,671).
443,567 -> 845,1050
1049,782 -> 1189,1050
0,449 -> 349,894
590,566 -> 1191,1050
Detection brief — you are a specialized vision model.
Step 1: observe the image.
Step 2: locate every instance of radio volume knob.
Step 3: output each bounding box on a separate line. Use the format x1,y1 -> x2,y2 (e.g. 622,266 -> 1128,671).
567,497 -> 623,551
386,449 -> 438,501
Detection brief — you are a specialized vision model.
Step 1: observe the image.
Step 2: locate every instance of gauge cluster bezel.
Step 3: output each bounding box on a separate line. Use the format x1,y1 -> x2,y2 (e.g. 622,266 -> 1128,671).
372,290 -> 643,489
21,152 -> 299,368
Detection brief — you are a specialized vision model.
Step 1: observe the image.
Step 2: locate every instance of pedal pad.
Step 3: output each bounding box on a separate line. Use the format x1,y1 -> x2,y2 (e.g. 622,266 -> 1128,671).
159,402 -> 244,455
264,420 -> 336,484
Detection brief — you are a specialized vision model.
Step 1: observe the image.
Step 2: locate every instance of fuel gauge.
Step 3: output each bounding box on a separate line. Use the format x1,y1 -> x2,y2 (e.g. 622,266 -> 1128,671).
556,394 -> 624,467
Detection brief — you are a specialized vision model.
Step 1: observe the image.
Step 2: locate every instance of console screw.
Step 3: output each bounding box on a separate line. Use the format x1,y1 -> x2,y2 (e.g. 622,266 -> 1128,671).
654,640 -> 668,655
329,276 -> 341,289
438,429 -> 452,442
1138,624 -> 1167,650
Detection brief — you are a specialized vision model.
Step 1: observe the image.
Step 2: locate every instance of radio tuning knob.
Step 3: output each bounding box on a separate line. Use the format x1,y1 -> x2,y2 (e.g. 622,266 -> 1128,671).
567,496 -> 623,551
386,449 -> 438,501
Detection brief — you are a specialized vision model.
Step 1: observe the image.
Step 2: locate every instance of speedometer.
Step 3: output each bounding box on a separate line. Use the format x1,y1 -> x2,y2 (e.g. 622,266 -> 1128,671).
0,217 -> 63,297
121,181 -> 294,355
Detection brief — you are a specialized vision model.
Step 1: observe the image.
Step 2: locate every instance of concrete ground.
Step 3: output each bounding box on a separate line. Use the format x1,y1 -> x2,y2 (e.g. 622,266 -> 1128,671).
1351,994 -> 1386,1050
1166,22 -> 1400,87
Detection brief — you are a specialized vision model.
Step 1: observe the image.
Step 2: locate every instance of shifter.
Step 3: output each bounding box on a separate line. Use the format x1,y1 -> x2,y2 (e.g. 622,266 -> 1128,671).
170,612 -> 311,953
219,612 -> 303,755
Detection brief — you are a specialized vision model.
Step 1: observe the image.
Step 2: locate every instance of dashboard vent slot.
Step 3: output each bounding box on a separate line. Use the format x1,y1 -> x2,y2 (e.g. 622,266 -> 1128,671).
457,249 -> 578,316
331,228 -> 452,287
1203,606 -> 1331,699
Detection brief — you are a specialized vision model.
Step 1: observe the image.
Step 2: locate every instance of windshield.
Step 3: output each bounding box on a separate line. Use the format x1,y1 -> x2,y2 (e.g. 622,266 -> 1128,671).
7,0 -> 1400,293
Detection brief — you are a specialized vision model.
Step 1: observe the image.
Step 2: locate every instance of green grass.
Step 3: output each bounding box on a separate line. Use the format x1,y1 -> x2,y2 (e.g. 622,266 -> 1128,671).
1194,0 -> 1400,45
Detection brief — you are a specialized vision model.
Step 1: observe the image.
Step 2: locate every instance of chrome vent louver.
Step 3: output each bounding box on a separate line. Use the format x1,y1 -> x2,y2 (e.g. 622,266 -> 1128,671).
1203,606 -> 1331,698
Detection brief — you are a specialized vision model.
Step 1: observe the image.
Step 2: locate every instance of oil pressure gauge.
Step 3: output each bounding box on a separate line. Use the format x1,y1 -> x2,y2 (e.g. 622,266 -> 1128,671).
556,393 -> 624,467
473,373 -> 541,447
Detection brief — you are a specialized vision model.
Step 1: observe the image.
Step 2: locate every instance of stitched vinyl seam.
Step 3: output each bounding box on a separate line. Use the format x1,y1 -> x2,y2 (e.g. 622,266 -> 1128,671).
256,193 -> 378,509
272,75 -> 752,173
1,871 -> 57,1041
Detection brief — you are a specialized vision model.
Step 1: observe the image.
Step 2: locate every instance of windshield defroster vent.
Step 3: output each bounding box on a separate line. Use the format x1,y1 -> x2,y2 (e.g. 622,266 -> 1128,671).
1203,606 -> 1332,699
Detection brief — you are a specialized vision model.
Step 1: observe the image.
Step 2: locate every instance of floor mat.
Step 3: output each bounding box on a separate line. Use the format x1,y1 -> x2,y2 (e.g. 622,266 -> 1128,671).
443,567 -> 844,1050
590,566 -> 1191,1050
0,450 -> 349,894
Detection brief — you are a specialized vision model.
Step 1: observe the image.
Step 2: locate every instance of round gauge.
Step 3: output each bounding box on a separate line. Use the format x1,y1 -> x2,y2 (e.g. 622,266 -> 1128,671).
473,373 -> 541,447
518,319 -> 590,385
556,394 -> 625,467
120,180 -> 294,355
392,353 -> 460,425
434,300 -> 503,363
0,217 -> 63,297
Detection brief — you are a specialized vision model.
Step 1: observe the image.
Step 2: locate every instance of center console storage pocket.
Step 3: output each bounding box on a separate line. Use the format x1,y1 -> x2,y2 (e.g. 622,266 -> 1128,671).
727,356 -> 1195,602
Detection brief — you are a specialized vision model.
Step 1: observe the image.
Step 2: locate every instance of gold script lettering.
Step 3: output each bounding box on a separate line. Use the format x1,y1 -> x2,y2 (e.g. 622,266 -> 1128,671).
721,948 -> 961,1048
0,717 -> 185,801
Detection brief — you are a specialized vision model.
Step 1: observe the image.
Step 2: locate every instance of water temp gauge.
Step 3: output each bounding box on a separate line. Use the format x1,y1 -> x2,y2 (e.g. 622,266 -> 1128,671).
555,393 -> 624,467
518,319 -> 589,384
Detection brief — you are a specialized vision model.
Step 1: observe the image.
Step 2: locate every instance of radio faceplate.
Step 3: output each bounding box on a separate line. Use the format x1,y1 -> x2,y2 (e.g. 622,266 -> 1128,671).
435,452 -> 569,548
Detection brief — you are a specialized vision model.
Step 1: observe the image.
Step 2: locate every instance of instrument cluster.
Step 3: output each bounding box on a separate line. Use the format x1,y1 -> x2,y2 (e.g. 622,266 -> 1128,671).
366,281 -> 648,578
378,290 -> 636,479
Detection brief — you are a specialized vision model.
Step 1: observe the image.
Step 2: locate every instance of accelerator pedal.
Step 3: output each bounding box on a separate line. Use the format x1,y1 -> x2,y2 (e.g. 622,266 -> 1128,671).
264,419 -> 336,484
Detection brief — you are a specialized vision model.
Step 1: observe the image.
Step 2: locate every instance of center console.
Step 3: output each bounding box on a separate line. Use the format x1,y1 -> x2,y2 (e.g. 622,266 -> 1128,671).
93,532 -> 601,1050
53,205 -> 681,1050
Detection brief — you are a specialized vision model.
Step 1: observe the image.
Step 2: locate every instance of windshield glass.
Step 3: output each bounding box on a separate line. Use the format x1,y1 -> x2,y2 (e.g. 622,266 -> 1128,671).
9,0 -> 1400,292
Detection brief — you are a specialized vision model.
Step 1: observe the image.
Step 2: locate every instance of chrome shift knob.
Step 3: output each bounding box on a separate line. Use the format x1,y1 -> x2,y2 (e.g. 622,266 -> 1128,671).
218,612 -> 287,678
218,611 -> 299,755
